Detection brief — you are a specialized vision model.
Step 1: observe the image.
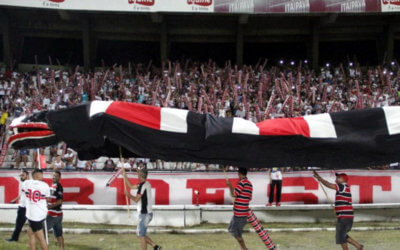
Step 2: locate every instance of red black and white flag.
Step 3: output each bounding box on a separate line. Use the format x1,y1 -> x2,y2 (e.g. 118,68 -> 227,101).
8,101 -> 400,168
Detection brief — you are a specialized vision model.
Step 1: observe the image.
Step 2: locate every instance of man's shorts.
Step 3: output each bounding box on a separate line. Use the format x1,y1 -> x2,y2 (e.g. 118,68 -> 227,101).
336,218 -> 353,244
46,215 -> 63,237
137,213 -> 153,237
228,216 -> 247,237
28,219 -> 44,232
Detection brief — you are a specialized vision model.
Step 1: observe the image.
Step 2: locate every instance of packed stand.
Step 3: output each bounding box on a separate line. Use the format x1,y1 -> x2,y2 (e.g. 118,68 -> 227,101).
1,59 -> 400,171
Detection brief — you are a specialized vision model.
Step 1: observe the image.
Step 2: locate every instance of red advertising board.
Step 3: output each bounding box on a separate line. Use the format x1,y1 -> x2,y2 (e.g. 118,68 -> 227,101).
0,170 -> 396,205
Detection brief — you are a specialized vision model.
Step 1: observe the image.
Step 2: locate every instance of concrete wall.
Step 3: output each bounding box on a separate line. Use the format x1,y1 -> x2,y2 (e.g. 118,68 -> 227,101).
1,204 -> 399,227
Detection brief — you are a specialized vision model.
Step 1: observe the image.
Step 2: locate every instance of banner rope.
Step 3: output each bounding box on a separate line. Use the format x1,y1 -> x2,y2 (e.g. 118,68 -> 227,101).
119,146 -> 130,218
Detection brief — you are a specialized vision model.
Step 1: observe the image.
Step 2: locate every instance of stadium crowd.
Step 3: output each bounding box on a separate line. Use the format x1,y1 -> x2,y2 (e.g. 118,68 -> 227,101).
0,59 -> 399,171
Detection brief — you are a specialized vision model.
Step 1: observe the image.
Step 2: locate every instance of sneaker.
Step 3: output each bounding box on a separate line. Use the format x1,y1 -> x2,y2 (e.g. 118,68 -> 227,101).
276,202 -> 281,207
266,203 -> 272,207
154,246 -> 162,250
5,238 -> 17,242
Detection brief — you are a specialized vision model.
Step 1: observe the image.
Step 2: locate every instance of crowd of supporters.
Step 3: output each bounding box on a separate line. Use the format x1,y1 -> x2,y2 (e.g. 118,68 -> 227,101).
1,58 -> 399,171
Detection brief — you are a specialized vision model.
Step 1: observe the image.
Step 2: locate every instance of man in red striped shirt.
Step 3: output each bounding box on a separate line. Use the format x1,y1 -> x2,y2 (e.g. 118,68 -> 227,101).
46,171 -> 64,250
313,171 -> 363,250
226,167 -> 253,250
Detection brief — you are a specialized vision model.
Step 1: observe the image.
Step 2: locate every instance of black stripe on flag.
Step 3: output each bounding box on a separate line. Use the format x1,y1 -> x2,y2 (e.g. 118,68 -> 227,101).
204,115 -> 233,139
185,111 -> 207,150
330,108 -> 389,140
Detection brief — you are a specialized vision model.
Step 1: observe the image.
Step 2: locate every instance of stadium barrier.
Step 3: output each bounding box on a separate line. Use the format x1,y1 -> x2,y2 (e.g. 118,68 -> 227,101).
0,204 -> 399,227
1,170 -> 399,205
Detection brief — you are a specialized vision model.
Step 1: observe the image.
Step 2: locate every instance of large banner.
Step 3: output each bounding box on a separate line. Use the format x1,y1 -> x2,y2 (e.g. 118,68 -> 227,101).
0,170 -> 397,205
0,0 -> 387,13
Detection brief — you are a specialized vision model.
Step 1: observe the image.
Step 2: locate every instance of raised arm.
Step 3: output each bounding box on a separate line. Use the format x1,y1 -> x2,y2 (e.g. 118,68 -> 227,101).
313,171 -> 336,190
122,171 -> 138,190
226,180 -> 237,198
123,173 -> 141,203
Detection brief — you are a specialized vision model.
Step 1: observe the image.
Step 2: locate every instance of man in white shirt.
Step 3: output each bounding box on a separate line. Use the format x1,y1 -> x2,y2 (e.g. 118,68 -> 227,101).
22,169 -> 50,250
6,170 -> 29,242
123,169 -> 161,250
266,167 -> 283,207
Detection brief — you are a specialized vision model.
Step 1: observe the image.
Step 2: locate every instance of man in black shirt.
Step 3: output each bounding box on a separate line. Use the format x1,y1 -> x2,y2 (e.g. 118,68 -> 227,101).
6,170 -> 29,242
46,171 -> 64,250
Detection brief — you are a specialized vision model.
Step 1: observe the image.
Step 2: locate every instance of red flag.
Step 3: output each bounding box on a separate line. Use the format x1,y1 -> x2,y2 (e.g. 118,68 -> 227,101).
90,77 -> 96,101
37,72 -> 41,89
264,94 -> 275,119
274,79 -> 283,100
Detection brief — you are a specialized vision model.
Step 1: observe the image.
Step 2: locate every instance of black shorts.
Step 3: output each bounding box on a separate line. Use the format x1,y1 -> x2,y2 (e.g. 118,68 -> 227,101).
228,216 -> 247,237
46,215 -> 63,237
336,218 -> 353,244
28,219 -> 44,232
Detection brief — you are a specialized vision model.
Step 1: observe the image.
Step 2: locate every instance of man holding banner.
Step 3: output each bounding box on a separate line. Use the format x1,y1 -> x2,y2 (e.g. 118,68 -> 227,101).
226,168 -> 275,249
123,169 -> 162,250
226,167 -> 253,250
313,171 -> 364,250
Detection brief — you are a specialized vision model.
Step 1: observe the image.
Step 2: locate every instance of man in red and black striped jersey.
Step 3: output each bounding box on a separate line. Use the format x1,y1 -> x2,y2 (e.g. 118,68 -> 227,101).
226,167 -> 253,250
313,171 -> 363,250
46,171 -> 64,250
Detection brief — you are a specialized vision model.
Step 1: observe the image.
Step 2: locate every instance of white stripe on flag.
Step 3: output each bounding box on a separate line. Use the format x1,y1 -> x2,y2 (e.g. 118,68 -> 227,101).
160,108 -> 188,133
232,117 -> 259,135
89,101 -> 113,117
382,106 -> 400,135
10,115 -> 27,128
9,134 -> 56,147
303,113 -> 337,138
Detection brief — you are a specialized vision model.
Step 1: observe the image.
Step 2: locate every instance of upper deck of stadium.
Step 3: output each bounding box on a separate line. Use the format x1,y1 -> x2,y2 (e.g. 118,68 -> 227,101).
1,3 -> 400,69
